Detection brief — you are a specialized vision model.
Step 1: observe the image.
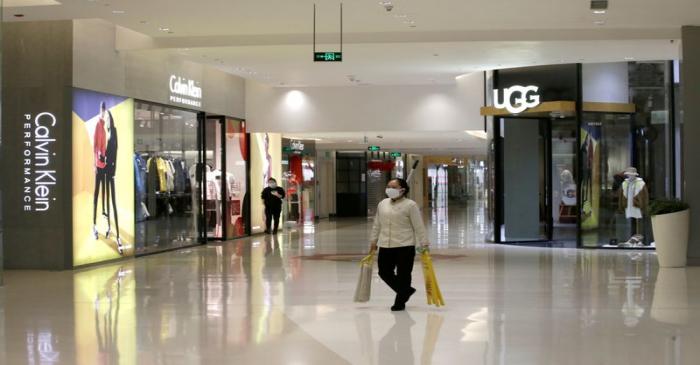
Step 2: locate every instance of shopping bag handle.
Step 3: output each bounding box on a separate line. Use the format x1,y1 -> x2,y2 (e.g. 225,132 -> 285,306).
360,252 -> 375,265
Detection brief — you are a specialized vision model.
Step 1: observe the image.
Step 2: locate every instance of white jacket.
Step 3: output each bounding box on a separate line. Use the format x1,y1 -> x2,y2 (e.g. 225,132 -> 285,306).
371,198 -> 428,248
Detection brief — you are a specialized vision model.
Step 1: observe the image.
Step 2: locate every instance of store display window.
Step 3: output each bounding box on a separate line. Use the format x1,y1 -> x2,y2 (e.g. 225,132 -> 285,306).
134,102 -> 200,254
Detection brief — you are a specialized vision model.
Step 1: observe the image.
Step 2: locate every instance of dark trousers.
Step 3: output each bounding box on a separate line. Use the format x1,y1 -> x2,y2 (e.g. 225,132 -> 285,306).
105,175 -> 120,239
93,169 -> 107,225
378,246 -> 415,304
265,206 -> 281,233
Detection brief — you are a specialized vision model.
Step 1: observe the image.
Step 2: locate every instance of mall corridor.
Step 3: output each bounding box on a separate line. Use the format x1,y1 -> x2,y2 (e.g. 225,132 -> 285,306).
1,204 -> 698,364
3,2 -> 700,364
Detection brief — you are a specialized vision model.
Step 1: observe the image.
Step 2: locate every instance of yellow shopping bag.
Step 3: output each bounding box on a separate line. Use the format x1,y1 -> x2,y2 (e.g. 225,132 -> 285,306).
420,250 -> 445,307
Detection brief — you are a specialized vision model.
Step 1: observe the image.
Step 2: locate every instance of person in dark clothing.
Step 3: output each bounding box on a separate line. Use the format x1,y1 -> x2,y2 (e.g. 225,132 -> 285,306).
104,109 -> 124,255
93,102 -> 108,240
261,178 -> 285,234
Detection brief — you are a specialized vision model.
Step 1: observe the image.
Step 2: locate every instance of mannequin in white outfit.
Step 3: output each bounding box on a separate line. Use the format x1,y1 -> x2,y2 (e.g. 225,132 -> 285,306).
618,167 -> 649,246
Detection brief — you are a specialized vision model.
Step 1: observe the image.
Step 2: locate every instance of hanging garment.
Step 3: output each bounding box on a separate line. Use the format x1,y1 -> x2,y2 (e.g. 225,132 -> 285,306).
134,154 -> 147,201
207,169 -> 222,201
174,159 -> 188,194
146,157 -> 160,192
155,157 -> 169,192
164,159 -> 176,192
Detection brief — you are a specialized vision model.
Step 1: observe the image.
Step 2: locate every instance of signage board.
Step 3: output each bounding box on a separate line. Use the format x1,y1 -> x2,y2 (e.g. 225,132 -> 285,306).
368,145 -> 381,152
169,75 -> 203,108
22,112 -> 59,212
493,85 -> 541,114
390,152 -> 402,158
314,52 -> 343,62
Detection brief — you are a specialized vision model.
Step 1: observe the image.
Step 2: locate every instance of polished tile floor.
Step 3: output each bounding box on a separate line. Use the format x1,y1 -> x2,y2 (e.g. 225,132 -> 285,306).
1,202 -> 700,364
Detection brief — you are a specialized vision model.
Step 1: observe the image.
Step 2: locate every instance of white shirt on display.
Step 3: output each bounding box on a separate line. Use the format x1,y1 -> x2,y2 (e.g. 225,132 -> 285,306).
623,178 -> 645,219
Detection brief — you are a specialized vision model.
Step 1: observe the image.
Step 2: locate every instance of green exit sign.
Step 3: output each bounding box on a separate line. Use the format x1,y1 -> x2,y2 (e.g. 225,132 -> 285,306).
314,52 -> 343,62
368,145 -> 381,152
390,152 -> 402,158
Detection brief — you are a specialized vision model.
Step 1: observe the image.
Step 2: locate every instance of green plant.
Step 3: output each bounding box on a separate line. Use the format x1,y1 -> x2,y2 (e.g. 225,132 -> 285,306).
650,199 -> 689,216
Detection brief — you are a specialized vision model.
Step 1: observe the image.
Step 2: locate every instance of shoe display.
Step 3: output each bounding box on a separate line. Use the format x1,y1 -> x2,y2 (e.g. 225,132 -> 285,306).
92,226 -> 98,240
116,238 -> 124,255
106,225 -> 111,239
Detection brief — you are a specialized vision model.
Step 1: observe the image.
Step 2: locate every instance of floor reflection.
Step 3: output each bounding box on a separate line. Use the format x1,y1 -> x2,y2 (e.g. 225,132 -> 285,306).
2,204 -> 700,364
379,313 -> 416,365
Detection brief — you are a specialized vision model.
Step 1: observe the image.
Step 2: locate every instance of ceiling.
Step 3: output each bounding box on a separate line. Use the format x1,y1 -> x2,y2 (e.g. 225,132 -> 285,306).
283,131 -> 487,156
175,40 -> 679,86
3,0 -> 693,86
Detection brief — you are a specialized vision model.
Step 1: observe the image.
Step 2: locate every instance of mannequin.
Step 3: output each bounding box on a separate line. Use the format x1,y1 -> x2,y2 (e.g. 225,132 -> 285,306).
558,169 -> 577,224
618,167 -> 649,247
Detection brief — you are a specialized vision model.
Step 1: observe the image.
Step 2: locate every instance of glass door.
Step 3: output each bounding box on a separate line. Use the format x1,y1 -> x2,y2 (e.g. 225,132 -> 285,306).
550,118 -> 579,243
204,116 -> 249,240
497,118 -> 548,242
223,118 -> 248,239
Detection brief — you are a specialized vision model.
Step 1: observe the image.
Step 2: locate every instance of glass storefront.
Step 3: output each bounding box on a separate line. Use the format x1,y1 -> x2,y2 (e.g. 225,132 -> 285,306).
486,62 -> 678,249
134,102 -> 201,254
282,139 -> 316,226
581,62 -> 676,248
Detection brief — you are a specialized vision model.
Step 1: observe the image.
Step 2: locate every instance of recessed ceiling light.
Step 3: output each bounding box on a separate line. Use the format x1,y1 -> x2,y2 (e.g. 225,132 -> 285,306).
393,14 -> 407,18
625,57 -> 635,61
112,10 -> 125,14
594,20 -> 606,25
159,26 -> 171,32
592,10 -> 606,14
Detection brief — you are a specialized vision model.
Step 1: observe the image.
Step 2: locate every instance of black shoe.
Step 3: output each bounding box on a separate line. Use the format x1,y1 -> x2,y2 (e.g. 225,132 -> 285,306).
404,287 -> 417,304
264,230 -> 271,234
273,229 -> 278,234
391,303 -> 406,311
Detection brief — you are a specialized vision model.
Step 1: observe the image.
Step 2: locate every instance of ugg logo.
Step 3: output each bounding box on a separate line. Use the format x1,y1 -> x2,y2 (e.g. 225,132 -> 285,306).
493,85 -> 541,114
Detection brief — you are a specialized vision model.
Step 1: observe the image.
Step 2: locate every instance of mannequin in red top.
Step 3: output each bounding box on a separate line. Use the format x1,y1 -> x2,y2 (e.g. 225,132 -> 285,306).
92,102 -> 108,240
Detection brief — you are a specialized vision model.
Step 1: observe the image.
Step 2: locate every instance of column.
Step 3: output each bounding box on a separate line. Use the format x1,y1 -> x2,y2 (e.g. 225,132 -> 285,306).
682,26 -> 700,263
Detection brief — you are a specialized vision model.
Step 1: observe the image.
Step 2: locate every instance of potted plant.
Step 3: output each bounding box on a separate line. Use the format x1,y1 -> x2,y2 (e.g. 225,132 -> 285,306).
650,199 -> 690,268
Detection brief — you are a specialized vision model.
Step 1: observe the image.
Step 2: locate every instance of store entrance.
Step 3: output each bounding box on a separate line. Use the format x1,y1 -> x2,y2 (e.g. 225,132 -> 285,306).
204,116 -> 250,240
336,152 -> 367,217
496,117 -> 578,244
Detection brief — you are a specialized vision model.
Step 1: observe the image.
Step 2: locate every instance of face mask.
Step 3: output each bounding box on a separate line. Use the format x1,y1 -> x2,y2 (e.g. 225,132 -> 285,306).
268,182 -> 277,188
385,188 -> 402,199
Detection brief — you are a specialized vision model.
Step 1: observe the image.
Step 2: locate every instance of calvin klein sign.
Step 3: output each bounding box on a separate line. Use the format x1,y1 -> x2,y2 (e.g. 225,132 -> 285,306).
493,85 -> 541,114
169,75 -> 203,108
22,112 -> 58,212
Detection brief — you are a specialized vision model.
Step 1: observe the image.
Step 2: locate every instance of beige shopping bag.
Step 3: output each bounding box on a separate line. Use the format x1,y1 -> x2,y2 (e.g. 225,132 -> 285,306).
354,253 -> 375,303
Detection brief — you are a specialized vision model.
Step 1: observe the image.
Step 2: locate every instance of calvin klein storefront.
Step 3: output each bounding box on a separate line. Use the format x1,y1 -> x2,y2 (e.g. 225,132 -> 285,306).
2,20 -> 249,270
484,63 -> 680,249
